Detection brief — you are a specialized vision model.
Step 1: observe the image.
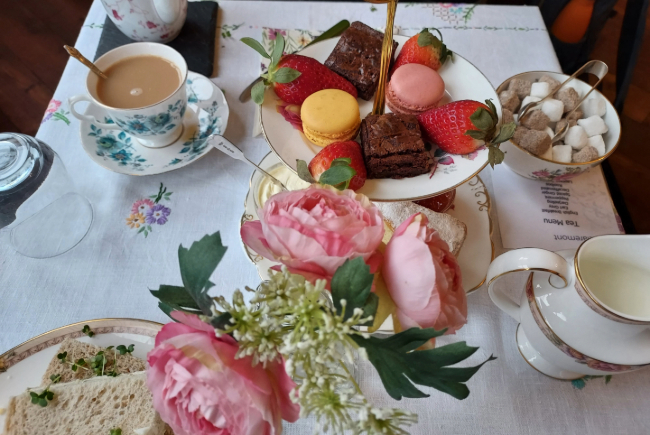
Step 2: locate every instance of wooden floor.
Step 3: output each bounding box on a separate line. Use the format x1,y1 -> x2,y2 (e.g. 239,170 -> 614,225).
2,0 -> 648,232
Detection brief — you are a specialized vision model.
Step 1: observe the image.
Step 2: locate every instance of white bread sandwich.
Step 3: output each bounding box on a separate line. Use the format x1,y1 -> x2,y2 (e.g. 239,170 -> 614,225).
3,371 -> 167,435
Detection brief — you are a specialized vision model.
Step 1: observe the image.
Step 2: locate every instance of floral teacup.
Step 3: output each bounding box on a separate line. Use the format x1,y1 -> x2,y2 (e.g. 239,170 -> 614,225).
70,43 -> 210,148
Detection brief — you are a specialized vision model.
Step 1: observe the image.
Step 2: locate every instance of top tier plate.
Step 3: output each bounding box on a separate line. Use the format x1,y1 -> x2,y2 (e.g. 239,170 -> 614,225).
259,34 -> 499,202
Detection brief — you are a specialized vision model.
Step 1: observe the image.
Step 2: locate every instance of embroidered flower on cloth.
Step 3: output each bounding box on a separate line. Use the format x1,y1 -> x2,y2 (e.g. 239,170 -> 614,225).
132,198 -> 155,215
126,183 -> 173,237
41,99 -> 70,125
126,213 -> 145,229
146,204 -> 171,225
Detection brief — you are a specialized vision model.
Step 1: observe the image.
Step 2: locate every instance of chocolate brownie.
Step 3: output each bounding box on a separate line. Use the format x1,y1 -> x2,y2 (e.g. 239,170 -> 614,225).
360,113 -> 432,179
324,21 -> 398,101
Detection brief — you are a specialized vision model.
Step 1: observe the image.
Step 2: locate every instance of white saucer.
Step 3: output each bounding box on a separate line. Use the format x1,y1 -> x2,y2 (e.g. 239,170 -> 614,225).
79,71 -> 229,176
0,319 -> 162,429
239,153 -> 494,332
260,35 -> 500,202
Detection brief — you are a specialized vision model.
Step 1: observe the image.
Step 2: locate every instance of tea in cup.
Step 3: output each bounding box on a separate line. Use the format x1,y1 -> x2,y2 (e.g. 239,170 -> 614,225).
70,43 -> 210,148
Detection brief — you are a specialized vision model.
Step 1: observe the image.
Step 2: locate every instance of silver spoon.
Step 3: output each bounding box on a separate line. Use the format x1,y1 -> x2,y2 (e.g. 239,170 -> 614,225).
207,134 -> 287,191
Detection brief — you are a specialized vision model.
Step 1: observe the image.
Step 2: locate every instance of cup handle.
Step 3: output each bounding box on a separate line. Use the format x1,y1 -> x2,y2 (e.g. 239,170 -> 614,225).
68,95 -> 120,130
486,248 -> 570,321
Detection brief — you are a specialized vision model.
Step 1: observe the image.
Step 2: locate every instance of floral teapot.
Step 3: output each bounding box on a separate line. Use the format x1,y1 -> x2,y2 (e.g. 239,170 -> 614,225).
101,0 -> 187,43
486,234 -> 650,380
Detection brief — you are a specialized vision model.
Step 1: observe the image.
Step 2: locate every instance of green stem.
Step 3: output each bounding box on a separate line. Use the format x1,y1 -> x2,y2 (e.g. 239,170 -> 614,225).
338,358 -> 362,396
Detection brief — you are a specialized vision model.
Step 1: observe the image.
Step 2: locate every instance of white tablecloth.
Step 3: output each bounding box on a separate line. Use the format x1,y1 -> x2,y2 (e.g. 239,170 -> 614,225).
2,2 -> 649,434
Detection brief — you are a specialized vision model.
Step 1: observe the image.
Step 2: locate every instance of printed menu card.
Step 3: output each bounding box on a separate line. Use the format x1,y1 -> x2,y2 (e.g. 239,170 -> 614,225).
492,165 -> 622,251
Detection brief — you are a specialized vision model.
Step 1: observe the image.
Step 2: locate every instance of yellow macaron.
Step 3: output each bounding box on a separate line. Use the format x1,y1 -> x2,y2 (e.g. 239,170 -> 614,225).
300,89 -> 361,147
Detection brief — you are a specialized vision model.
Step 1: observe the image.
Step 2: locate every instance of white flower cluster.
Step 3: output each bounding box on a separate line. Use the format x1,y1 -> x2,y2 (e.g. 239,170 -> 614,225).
214,267 -> 417,435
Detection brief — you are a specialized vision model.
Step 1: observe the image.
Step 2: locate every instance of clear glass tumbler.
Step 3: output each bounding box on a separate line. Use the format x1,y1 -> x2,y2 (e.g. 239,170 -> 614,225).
0,133 -> 93,258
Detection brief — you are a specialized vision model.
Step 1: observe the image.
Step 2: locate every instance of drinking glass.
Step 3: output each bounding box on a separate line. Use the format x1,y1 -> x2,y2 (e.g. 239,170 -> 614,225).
0,133 -> 93,258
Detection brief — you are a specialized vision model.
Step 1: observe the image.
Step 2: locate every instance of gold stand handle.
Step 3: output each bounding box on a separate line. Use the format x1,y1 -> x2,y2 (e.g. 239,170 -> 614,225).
368,0 -> 398,115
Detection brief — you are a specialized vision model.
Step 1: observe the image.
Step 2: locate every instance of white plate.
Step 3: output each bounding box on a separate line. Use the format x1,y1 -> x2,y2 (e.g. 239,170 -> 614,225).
0,318 -> 162,427
79,71 -> 229,176
260,35 -> 499,202
239,154 -> 494,331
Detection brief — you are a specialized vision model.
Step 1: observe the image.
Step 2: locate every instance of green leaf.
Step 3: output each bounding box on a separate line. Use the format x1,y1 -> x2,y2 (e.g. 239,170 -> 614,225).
150,284 -> 201,310
465,130 -> 487,140
240,37 -> 270,59
330,158 -> 352,167
469,108 -> 494,131
71,364 -> 78,371
39,398 -> 48,407
251,80 -> 266,105
273,67 -> 301,84
178,232 -> 228,316
330,258 -> 374,321
50,374 -> 61,383
306,20 -> 350,47
352,328 -> 495,400
359,292 -> 379,326
488,146 -> 505,168
270,33 -> 285,68
605,375 -> 612,384
485,99 -> 498,124
492,122 -> 516,145
296,160 -> 316,183
318,165 -> 356,190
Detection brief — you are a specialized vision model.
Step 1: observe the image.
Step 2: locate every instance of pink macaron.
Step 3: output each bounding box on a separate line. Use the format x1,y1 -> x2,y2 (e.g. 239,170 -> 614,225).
386,63 -> 446,116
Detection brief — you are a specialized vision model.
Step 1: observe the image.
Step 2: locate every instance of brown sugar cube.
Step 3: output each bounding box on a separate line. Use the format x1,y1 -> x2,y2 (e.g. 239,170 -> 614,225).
499,90 -> 520,113
502,108 -> 514,124
566,109 -> 583,121
555,87 -> 580,113
555,118 -> 577,134
520,129 -> 552,156
539,75 -> 561,93
520,109 -> 550,131
508,78 -> 532,99
513,125 -> 529,144
572,145 -> 598,163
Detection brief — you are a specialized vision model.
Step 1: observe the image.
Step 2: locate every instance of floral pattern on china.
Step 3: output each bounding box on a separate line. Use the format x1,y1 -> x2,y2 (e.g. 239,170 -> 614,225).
100,0 -> 188,43
113,99 -> 185,136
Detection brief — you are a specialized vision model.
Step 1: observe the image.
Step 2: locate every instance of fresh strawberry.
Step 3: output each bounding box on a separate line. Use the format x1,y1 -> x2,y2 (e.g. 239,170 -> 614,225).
299,141 -> 367,191
241,34 -> 357,105
272,55 -> 357,105
391,28 -> 452,74
417,99 -> 516,167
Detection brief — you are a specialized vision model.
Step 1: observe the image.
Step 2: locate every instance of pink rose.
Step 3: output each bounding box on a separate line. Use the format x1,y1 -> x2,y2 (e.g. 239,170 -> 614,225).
46,99 -> 61,114
383,213 -> 467,334
241,185 -> 384,283
147,312 -> 299,435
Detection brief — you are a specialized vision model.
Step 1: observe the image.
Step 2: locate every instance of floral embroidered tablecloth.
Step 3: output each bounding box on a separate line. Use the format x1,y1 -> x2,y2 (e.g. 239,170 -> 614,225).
2,2 -> 647,435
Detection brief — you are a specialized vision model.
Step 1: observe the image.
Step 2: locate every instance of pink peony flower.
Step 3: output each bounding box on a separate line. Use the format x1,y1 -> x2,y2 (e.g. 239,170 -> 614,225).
383,213 -> 467,334
147,311 -> 299,435
241,185 -> 384,284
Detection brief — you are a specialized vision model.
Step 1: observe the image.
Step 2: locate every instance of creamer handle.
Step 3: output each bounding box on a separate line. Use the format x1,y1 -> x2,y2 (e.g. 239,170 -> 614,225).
486,248 -> 570,321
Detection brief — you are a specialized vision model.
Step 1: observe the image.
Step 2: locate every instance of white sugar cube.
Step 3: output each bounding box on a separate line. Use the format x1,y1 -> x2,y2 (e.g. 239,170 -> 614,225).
578,115 -> 608,137
552,145 -> 573,163
542,144 -> 553,160
581,98 -> 607,118
587,135 -> 606,156
521,96 -> 541,110
541,99 -> 564,122
531,82 -> 551,98
545,126 -> 555,139
565,125 -> 589,149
